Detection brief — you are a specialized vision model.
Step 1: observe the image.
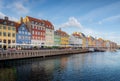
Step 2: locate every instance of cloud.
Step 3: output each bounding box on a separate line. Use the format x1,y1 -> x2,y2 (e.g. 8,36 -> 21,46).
58,17 -> 120,44
6,1 -> 29,14
98,15 -> 120,24
0,12 -> 18,21
14,2 -> 29,14
59,17 -> 83,28
0,12 -> 6,18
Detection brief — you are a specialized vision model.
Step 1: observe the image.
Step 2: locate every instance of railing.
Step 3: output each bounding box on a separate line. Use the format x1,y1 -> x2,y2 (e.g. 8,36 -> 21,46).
0,49 -> 88,60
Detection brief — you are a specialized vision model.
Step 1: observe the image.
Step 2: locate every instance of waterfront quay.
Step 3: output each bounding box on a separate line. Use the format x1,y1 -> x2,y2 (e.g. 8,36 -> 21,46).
0,49 -> 88,60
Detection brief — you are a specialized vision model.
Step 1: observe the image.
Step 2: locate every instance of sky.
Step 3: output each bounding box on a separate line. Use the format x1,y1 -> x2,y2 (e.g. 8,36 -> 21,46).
0,0 -> 120,44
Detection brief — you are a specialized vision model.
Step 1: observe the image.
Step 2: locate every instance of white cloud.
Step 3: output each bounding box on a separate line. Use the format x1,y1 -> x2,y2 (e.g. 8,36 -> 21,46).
14,2 -> 29,14
59,17 -> 83,28
98,15 -> 120,24
0,12 -> 6,18
6,1 -> 29,14
58,17 -> 120,44
0,12 -> 18,21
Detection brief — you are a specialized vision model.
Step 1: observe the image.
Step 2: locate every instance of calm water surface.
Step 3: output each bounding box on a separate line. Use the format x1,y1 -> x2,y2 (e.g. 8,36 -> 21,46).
0,50 -> 120,81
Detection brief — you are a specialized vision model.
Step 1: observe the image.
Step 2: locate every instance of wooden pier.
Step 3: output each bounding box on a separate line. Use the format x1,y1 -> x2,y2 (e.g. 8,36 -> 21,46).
0,49 -> 88,60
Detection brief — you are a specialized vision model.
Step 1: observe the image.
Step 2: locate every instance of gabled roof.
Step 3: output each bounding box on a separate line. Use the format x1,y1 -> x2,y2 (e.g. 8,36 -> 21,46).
26,16 -> 43,23
42,20 -> 54,30
15,22 -> 30,32
73,32 -> 86,38
26,16 -> 54,30
56,29 -> 69,37
0,18 -> 16,26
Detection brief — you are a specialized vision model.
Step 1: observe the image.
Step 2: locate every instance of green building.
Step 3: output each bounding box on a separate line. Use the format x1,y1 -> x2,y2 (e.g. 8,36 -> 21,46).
54,31 -> 61,46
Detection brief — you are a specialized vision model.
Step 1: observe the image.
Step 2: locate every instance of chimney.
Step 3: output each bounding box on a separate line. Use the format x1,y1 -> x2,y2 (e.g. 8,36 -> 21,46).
4,16 -> 8,20
20,17 -> 23,23
59,28 -> 61,31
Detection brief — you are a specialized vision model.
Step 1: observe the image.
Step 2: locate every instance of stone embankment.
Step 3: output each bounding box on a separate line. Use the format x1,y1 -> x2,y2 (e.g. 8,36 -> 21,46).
0,49 -> 88,60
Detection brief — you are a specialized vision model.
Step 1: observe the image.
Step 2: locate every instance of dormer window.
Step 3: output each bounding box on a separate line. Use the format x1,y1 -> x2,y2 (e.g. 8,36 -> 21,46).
11,23 -> 14,26
4,21 -> 7,25
31,21 -> 34,24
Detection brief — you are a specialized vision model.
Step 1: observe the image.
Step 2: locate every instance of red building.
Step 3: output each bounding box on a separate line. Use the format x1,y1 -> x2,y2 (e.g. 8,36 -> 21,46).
23,16 -> 45,47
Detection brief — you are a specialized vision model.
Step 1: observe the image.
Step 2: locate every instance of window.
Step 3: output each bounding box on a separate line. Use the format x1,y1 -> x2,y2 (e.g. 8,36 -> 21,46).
8,26 -> 11,30
35,31 -> 37,35
31,21 -> 34,24
18,36 -> 21,39
25,32 -> 27,34
12,27 -> 15,31
0,25 -> 2,29
32,36 -> 34,39
3,39 -> 6,43
28,32 -> 30,35
8,40 -> 11,44
19,31 -> 22,34
11,23 -> 14,26
12,33 -> 15,37
22,36 -> 24,39
3,32 -> 6,36
38,32 -> 40,35
8,33 -> 11,37
3,26 -> 6,29
32,31 -> 34,34
0,32 -> 2,36
4,21 -> 6,25
22,31 -> 24,34
12,40 -> 15,43
22,27 -> 25,30
28,36 -> 30,39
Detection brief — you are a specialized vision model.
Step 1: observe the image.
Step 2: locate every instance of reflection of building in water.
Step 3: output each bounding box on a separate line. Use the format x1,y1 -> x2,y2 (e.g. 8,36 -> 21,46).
29,61 -> 55,81
60,57 -> 68,69
0,68 -> 16,81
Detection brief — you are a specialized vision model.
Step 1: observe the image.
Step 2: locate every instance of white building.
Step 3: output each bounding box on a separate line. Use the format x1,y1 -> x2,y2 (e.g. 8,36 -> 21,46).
69,33 -> 82,47
43,20 -> 54,46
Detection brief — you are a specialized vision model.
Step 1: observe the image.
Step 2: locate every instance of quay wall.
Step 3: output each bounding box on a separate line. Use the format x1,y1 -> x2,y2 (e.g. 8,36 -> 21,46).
0,49 -> 88,60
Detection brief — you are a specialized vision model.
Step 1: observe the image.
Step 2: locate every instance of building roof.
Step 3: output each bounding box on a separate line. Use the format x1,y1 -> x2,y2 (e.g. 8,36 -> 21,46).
42,20 -> 54,30
15,22 -> 30,32
0,17 -> 16,26
26,16 -> 54,30
56,29 -> 69,37
73,32 -> 86,38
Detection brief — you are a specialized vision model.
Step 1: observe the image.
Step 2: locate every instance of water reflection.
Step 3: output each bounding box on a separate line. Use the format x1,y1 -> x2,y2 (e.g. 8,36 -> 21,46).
0,51 -> 120,81
0,68 -> 16,81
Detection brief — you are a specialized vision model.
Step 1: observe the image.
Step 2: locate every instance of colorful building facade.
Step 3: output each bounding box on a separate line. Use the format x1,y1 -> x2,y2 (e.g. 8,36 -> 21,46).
0,17 -> 16,49
23,16 -> 45,47
56,28 -> 69,47
69,32 -> 82,47
16,20 -> 31,49
43,20 -> 54,46
54,31 -> 61,46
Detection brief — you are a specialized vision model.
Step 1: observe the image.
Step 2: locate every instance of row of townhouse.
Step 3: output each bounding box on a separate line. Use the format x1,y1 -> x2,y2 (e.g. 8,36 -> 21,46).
0,16 -> 54,49
69,32 -> 117,49
0,16 -> 117,49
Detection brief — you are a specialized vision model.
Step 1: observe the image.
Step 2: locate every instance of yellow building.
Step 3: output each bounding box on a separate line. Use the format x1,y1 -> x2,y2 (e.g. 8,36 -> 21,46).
56,28 -> 69,47
0,17 -> 16,49
87,36 -> 94,47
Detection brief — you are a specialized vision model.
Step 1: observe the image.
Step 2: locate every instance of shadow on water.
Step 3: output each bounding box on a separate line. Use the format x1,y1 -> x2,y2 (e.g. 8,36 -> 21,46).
0,51 -> 120,81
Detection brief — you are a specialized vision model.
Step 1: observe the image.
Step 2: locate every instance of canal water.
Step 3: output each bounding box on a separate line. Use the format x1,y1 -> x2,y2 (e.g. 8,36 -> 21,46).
0,50 -> 120,81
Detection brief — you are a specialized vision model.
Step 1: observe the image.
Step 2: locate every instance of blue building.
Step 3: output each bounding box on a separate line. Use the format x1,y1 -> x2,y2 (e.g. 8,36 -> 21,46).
16,21 -> 31,49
